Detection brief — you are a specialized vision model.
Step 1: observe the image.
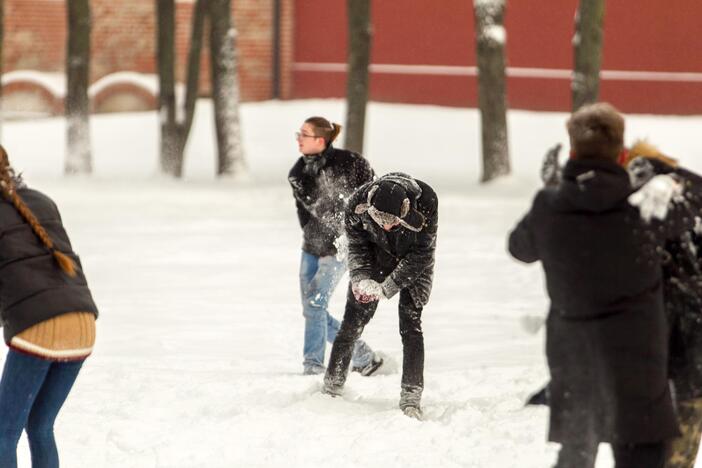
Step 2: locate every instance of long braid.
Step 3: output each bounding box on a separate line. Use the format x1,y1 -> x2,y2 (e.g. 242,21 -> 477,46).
0,146 -> 77,277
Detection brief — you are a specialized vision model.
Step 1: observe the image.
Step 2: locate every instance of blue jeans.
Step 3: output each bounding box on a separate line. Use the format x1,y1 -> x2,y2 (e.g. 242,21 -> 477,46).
299,251 -> 373,371
0,349 -> 84,468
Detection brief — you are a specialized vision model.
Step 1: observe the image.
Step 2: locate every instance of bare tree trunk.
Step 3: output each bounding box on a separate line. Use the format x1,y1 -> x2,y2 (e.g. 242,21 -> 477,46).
156,0 -> 180,176
209,0 -> 246,177
474,0 -> 510,183
65,0 -> 92,174
344,0 -> 371,154
156,0 -> 207,178
572,0 -> 605,111
176,0 -> 207,159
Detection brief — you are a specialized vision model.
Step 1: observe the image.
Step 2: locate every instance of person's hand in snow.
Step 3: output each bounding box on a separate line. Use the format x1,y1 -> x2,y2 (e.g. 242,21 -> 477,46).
628,174 -> 683,222
352,279 -> 383,303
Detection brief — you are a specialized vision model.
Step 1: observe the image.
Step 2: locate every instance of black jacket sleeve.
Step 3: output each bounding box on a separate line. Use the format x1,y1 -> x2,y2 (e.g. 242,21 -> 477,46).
508,212 -> 540,264
288,158 -> 313,229
508,193 -> 541,264
345,187 -> 376,283
353,153 -> 374,187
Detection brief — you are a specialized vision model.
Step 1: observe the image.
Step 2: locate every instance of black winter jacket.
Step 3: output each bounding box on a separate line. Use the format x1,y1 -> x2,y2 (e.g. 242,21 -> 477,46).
509,158 -> 702,444
640,159 -> 702,400
665,232 -> 702,400
288,145 -> 374,257
0,188 -> 98,343
345,173 -> 438,308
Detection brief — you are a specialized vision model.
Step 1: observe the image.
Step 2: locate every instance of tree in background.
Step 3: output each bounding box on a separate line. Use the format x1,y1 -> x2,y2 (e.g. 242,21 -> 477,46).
209,0 -> 245,177
473,0 -> 510,183
572,0 -> 605,111
157,0 -> 245,178
344,0 -> 371,155
156,0 -> 207,177
65,0 -> 92,174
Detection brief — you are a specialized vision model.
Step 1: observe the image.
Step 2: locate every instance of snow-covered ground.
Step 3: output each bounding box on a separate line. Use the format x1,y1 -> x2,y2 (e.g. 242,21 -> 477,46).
3,100 -> 702,467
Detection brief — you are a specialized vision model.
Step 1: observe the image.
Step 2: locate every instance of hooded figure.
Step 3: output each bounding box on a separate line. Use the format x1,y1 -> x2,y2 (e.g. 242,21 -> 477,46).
624,141 -> 702,468
508,103 -> 702,468
322,172 -> 438,419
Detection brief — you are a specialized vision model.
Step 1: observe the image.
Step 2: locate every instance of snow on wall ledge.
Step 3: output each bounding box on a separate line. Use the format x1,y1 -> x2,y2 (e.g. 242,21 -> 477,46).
1,70 -> 160,117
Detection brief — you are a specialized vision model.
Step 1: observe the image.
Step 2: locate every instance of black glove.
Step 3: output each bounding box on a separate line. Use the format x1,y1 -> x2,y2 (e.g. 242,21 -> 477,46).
541,143 -> 562,187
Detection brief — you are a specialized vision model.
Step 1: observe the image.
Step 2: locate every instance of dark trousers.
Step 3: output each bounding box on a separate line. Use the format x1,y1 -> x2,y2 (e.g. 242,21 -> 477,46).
325,285 -> 424,393
555,441 -> 666,468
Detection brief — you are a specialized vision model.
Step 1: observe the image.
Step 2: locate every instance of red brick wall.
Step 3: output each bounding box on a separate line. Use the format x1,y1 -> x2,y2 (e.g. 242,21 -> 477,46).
3,0 -> 279,102
235,0 -> 271,100
5,1 -> 66,72
92,1 -> 158,80
279,0 -> 294,99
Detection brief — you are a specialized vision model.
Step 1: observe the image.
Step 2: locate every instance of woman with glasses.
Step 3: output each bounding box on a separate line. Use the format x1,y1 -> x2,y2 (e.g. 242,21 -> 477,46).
288,116 -> 383,376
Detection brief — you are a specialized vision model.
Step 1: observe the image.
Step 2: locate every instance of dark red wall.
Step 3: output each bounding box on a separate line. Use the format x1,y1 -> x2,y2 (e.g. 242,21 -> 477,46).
292,0 -> 702,114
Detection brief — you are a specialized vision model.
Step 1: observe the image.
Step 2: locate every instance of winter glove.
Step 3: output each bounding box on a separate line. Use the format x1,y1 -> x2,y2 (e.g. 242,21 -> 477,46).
628,174 -> 683,222
352,279 -> 383,303
540,143 -> 562,187
352,286 -> 378,304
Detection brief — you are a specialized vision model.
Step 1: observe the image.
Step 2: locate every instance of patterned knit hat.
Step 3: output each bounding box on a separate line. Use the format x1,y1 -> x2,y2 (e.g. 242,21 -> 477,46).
355,179 -> 425,232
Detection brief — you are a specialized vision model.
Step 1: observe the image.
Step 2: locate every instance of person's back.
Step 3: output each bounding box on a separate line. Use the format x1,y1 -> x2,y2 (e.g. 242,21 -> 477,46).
521,159 -> 663,320
0,145 -> 98,467
508,103 -> 699,468
0,187 -> 96,341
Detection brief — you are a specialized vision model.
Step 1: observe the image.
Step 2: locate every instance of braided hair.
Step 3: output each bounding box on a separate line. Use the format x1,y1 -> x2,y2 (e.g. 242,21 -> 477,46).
0,145 -> 77,277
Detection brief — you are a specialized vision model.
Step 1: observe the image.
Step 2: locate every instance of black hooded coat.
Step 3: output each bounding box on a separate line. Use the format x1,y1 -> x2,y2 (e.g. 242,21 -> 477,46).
637,159 -> 702,401
509,158 -> 702,444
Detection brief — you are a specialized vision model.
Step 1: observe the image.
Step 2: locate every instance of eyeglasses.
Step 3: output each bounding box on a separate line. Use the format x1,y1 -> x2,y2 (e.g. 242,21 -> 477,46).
295,132 -> 319,140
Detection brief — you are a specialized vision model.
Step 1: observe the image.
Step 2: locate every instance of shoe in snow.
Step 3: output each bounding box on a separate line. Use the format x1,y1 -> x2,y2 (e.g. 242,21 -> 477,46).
321,383 -> 343,398
402,406 -> 423,420
525,384 -> 549,406
399,385 -> 423,411
303,364 -> 326,376
352,354 -> 384,377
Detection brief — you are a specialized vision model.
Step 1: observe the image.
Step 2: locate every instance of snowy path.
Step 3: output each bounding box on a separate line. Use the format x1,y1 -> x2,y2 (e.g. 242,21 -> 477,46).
10,181 -> 556,467
4,99 -> 702,466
